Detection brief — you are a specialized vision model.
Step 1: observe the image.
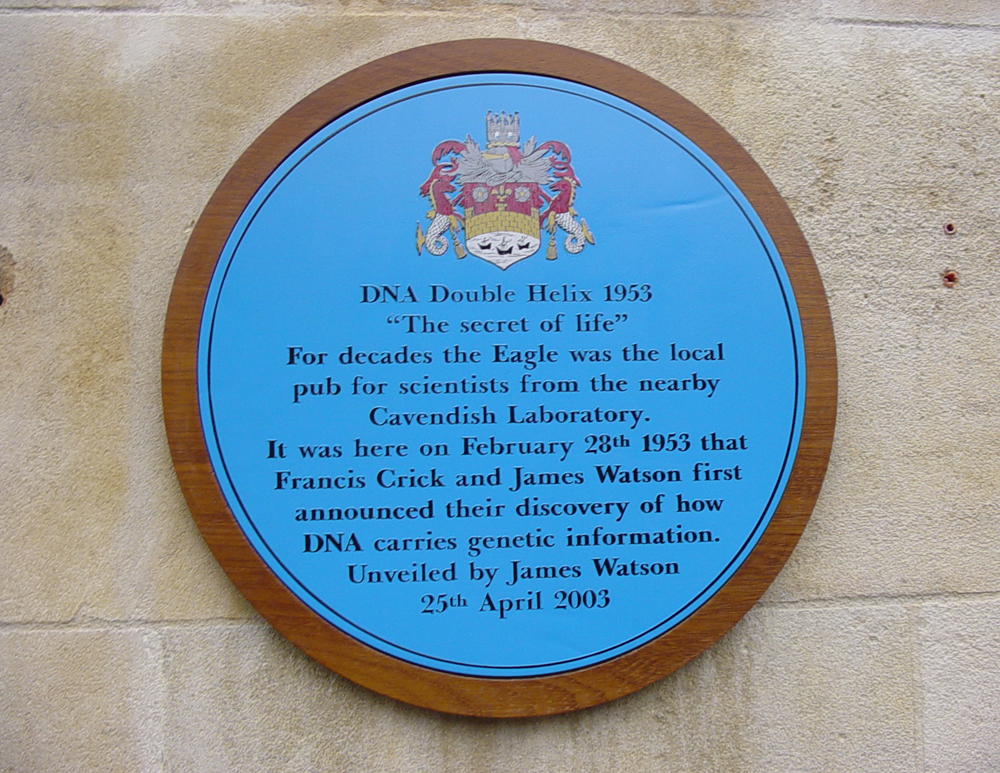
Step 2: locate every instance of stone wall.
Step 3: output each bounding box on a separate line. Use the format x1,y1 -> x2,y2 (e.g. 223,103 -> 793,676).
2,2 -> 999,770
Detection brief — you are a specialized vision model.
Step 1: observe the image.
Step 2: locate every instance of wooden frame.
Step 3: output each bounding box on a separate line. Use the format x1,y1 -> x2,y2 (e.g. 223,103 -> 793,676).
162,40 -> 836,717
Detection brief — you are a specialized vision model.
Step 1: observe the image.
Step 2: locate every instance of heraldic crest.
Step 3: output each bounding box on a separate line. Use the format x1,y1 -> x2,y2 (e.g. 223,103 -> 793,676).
416,112 -> 595,270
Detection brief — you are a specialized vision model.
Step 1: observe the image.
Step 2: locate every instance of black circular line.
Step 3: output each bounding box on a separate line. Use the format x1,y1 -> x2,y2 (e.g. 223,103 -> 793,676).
202,74 -> 804,676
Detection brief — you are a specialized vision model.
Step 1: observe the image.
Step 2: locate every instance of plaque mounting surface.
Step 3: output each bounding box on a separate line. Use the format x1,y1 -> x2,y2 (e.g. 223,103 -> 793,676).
163,40 -> 836,717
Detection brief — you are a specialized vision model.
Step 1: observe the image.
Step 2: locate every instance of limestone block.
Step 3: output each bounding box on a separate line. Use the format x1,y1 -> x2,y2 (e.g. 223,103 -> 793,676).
0,627 -> 162,773
919,596 -> 1000,772
572,603 -> 921,773
158,602 -> 919,771
813,0 -> 1000,26
0,0 -> 164,7
732,24 -> 1000,602
160,621 -> 432,772
0,16 -> 258,623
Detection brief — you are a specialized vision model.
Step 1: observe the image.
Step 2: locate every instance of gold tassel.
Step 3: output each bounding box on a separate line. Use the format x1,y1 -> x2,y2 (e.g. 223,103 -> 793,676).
415,223 -> 425,254
450,217 -> 466,258
546,233 -> 557,260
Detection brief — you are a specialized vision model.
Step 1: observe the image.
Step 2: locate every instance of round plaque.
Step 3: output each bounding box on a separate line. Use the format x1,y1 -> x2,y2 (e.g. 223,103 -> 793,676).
163,40 -> 836,717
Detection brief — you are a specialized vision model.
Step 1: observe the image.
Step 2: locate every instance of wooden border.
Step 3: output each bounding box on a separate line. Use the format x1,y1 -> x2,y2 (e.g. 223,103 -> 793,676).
163,40 -> 836,717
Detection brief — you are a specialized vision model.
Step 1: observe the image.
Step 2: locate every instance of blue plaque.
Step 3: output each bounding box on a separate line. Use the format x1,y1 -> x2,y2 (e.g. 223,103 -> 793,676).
165,41 -> 835,716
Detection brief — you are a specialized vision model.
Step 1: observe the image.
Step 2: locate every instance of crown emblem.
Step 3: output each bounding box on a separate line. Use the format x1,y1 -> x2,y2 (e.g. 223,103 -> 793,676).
416,112 -> 594,270
486,111 -> 520,148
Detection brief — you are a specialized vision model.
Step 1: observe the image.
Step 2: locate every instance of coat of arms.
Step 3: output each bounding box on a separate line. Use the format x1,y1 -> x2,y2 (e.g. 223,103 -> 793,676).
416,112 -> 594,270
